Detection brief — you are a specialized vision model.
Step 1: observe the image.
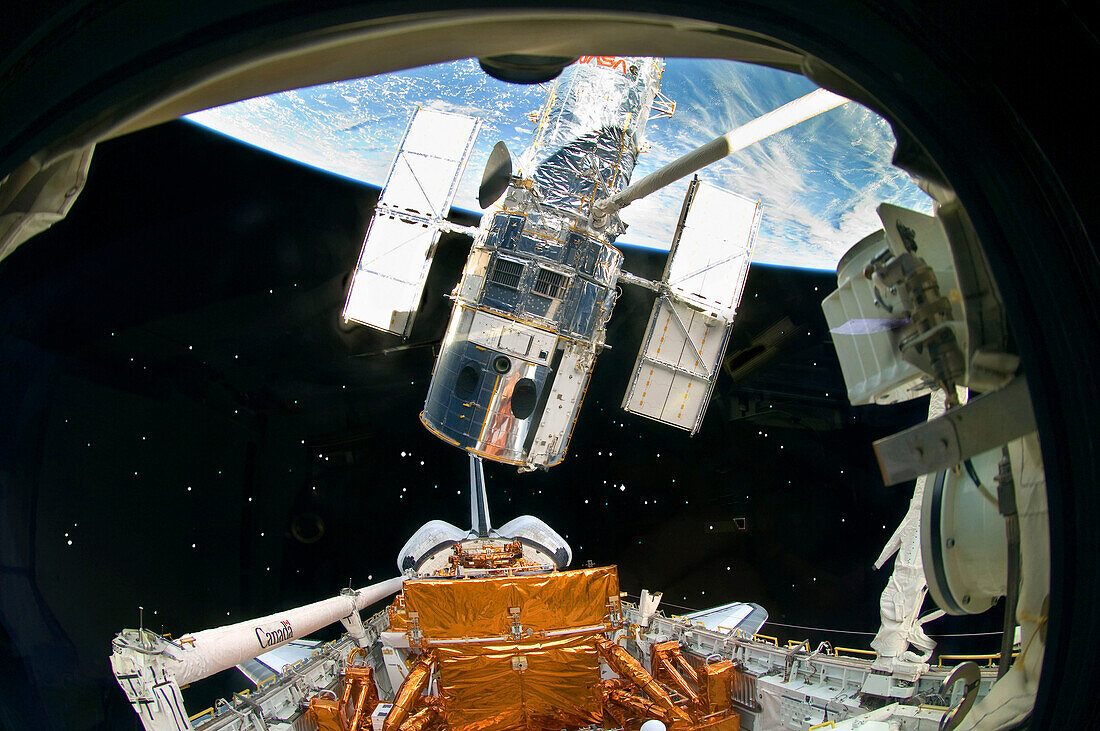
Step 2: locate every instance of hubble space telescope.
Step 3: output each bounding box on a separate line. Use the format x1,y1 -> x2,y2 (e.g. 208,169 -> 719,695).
343,56 -> 846,470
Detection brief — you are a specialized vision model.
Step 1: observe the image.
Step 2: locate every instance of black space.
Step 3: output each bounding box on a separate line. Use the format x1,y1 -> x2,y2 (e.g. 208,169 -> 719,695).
0,121 -> 1002,729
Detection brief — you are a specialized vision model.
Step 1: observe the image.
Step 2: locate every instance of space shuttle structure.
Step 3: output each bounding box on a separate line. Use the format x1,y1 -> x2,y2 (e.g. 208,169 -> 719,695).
110,456 -> 780,731
420,57 -> 665,469
110,453 -> 1020,731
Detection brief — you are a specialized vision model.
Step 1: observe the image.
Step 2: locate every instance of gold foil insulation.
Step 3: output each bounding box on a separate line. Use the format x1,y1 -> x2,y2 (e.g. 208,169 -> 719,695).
435,633 -> 603,730
651,641 -> 702,708
387,594 -> 410,634
307,695 -> 346,731
605,688 -> 672,723
448,540 -> 526,570
305,650 -> 379,731
699,660 -> 736,715
399,567 -> 619,731
345,665 -> 380,730
402,566 -> 620,641
321,564 -> 740,731
595,639 -> 740,730
596,638 -> 693,725
402,696 -> 444,731
383,653 -> 435,731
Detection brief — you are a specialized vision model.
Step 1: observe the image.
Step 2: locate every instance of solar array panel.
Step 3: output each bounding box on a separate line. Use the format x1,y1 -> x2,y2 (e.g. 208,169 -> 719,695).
664,178 -> 759,319
622,178 -> 759,432
343,108 -> 480,337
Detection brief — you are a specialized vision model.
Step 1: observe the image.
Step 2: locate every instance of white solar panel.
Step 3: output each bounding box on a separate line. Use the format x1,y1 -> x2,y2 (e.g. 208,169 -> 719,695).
664,179 -> 760,320
344,215 -> 439,335
343,108 -> 480,336
621,296 -> 732,434
621,179 -> 758,433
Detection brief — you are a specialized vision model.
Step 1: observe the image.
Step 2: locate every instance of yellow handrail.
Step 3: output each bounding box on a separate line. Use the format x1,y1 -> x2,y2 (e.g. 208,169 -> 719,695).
188,707 -> 215,722
753,634 -> 779,646
808,722 -> 836,730
937,652 -> 1018,668
833,646 -> 876,658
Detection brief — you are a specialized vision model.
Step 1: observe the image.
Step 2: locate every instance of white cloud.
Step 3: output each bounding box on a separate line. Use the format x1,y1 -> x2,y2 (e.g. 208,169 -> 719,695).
186,56 -> 932,271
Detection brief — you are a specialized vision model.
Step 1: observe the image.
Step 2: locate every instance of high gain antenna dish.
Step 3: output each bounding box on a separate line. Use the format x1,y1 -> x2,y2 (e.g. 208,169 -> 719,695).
478,140 -> 513,208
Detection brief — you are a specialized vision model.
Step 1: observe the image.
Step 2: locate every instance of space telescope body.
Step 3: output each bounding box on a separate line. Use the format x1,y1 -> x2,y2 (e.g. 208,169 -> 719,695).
343,57 -> 850,470
419,216 -> 623,468
421,57 -> 664,469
